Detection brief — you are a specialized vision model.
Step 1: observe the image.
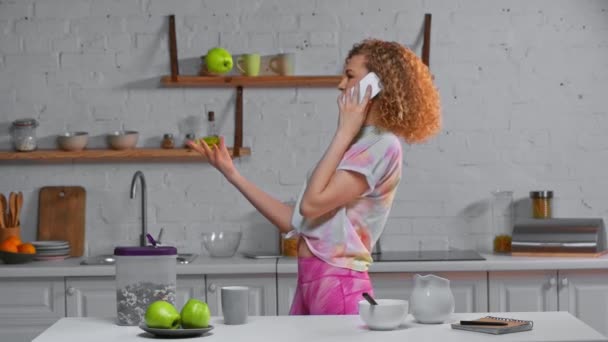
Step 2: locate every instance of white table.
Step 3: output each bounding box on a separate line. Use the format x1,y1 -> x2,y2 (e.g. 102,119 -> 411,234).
33,312 -> 607,342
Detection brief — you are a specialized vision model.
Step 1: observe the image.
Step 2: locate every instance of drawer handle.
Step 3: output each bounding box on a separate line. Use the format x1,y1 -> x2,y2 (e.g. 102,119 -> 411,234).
208,283 -> 217,293
66,286 -> 76,296
549,277 -> 556,286
561,277 -> 569,287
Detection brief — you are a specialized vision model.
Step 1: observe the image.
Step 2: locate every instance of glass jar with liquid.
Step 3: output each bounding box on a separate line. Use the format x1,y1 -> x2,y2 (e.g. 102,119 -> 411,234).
530,191 -> 553,219
491,190 -> 514,253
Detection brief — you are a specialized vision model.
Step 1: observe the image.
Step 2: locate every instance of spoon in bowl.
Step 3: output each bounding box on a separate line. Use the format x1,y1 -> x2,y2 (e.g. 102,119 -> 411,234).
362,292 -> 378,306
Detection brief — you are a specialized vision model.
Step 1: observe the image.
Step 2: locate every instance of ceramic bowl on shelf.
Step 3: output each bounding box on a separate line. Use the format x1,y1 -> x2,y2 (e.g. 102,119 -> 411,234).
201,231 -> 242,257
107,131 -> 139,150
57,132 -> 89,151
0,251 -> 36,264
358,299 -> 409,331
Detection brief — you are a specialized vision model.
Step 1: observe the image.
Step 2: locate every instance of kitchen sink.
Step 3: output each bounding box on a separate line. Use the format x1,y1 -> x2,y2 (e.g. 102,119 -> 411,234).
80,253 -> 198,265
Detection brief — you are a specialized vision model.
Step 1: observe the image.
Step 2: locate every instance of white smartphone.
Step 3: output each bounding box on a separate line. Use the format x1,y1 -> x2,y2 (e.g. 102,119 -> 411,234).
350,72 -> 382,103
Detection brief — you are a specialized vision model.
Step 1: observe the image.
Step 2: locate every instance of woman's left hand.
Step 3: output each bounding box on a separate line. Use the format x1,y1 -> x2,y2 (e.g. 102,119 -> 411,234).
337,83 -> 372,138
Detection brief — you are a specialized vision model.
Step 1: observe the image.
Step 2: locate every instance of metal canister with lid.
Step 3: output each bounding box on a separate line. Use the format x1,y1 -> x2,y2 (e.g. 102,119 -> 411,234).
114,246 -> 177,326
10,118 -> 39,152
530,191 -> 553,219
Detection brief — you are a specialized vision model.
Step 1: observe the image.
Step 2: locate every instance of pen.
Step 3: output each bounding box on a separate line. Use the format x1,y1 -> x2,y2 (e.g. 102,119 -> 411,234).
460,320 -> 508,326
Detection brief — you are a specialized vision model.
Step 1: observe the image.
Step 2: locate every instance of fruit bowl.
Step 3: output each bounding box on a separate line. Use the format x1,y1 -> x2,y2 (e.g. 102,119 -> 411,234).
0,250 -> 35,264
202,232 -> 242,257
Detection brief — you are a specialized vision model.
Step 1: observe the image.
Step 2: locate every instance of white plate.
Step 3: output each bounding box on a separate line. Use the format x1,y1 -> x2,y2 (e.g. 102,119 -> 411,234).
36,249 -> 71,256
31,241 -> 70,248
139,324 -> 214,338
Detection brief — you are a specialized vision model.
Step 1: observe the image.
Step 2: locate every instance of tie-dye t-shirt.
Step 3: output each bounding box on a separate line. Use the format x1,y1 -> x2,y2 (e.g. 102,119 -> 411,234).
290,125 -> 403,272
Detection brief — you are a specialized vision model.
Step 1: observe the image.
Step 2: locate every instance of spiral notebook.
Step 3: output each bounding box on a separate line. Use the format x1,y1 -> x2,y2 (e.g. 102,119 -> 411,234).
451,316 -> 534,335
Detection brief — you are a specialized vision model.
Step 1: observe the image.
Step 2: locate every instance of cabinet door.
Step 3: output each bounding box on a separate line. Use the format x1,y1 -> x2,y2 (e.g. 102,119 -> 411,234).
176,275 -> 206,308
558,269 -> 608,336
489,270 -> 558,312
371,271 -> 488,313
66,277 -> 116,317
0,277 -> 65,342
277,274 -> 298,315
206,274 -> 277,316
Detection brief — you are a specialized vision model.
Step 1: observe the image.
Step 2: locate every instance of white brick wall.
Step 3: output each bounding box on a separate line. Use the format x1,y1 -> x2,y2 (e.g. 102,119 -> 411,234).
1,0 -> 607,257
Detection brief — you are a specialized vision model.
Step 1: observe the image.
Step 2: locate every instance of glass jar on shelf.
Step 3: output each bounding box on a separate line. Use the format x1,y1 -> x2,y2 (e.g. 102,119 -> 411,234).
491,190 -> 514,253
530,191 -> 553,219
10,118 -> 39,152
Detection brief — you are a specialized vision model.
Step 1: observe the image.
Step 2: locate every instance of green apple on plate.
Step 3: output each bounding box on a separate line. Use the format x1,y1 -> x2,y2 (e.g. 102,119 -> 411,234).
205,47 -> 233,75
144,300 -> 180,329
181,298 -> 211,329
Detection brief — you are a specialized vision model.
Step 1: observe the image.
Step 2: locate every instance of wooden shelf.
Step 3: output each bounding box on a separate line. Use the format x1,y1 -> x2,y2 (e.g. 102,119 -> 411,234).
161,75 -> 342,88
0,147 -> 250,163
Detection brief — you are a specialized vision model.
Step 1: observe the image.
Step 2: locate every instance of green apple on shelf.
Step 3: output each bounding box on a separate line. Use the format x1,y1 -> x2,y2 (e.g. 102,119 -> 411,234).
205,47 -> 233,75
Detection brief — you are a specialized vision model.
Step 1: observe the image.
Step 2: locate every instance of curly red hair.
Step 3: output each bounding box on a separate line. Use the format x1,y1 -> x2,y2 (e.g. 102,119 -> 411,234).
347,39 -> 441,143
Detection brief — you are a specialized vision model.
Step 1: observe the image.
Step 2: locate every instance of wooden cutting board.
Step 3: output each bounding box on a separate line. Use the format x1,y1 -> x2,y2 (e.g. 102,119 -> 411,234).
37,186 -> 86,257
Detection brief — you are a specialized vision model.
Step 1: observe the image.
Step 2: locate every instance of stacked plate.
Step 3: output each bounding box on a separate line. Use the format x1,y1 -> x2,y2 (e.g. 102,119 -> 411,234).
31,241 -> 71,261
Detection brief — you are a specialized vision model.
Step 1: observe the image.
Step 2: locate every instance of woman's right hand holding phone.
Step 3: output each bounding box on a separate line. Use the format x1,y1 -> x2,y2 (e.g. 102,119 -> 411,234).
337,82 -> 372,139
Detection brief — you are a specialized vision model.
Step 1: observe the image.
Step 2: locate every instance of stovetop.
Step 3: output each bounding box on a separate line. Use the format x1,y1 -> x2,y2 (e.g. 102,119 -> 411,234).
372,249 -> 485,262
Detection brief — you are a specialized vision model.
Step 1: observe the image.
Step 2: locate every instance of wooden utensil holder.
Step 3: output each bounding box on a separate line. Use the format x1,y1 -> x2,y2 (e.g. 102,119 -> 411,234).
0,226 -> 21,242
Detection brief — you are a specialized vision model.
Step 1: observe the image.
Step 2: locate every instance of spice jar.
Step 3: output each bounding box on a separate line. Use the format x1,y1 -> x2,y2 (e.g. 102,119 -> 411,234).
184,133 -> 196,148
530,191 -> 553,219
161,133 -> 174,149
10,118 -> 39,152
280,233 -> 298,257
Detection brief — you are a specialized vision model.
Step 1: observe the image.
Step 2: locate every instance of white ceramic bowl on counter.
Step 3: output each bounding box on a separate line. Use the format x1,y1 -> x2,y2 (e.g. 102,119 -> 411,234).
57,132 -> 89,151
358,299 -> 409,330
107,131 -> 139,150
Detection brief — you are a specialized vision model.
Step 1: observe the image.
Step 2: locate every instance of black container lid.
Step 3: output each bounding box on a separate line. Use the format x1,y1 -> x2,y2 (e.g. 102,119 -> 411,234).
530,191 -> 553,199
114,246 -> 177,256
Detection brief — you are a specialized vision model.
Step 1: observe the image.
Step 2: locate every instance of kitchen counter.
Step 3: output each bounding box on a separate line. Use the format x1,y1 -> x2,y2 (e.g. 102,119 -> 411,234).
278,252 -> 608,273
2,252 -> 608,278
33,312 -> 607,342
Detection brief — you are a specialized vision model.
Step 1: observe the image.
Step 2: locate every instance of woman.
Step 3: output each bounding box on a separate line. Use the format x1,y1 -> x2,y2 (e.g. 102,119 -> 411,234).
188,39 -> 441,315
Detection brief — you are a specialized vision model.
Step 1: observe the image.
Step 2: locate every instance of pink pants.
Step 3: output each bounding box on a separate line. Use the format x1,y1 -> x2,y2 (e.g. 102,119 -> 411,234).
289,256 -> 374,315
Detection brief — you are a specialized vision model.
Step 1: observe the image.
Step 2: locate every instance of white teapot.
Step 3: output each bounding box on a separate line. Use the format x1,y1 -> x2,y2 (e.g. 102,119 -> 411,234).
409,274 -> 455,324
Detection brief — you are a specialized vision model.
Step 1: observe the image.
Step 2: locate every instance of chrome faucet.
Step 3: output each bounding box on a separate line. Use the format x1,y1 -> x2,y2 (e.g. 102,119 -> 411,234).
130,170 -> 147,247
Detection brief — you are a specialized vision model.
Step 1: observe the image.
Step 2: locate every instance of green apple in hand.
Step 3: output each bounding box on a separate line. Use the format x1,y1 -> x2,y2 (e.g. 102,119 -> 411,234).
180,298 -> 211,329
205,47 -> 233,75
145,300 -> 180,329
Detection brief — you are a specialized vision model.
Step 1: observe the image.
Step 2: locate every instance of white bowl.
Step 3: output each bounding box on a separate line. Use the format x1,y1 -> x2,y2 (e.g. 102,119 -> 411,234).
57,132 -> 89,151
358,299 -> 408,331
107,131 -> 139,150
202,232 -> 242,257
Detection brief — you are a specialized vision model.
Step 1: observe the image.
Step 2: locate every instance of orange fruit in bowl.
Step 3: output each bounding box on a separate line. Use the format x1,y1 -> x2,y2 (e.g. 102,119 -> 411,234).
0,240 -> 19,253
3,235 -> 22,246
17,243 -> 36,254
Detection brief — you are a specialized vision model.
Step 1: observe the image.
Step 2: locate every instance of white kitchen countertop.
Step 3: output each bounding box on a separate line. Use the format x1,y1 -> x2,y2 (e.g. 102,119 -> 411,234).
33,312 -> 607,342
278,252 -> 608,273
2,252 -> 608,278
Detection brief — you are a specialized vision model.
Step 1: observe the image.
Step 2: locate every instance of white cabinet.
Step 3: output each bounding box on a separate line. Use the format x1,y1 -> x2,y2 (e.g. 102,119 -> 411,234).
66,276 -> 206,317
371,271 -> 488,313
278,271 -> 488,315
0,277 -> 65,342
66,277 -> 116,317
488,270 -> 558,312
176,275 -> 206,308
277,274 -> 298,315
489,269 -> 608,336
205,274 -> 277,316
558,269 -> 608,337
